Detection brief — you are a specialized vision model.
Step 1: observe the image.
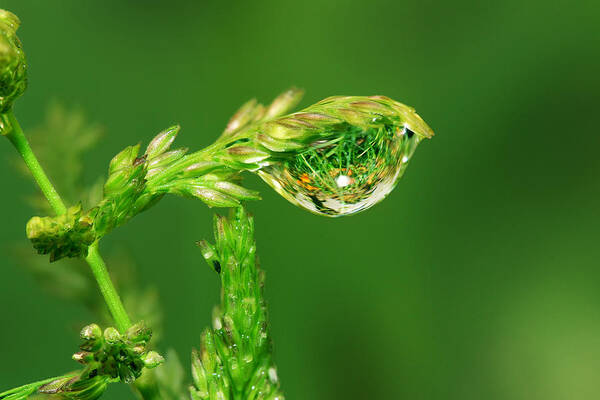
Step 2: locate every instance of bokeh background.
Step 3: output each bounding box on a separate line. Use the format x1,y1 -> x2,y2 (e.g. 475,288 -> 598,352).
1,0 -> 599,399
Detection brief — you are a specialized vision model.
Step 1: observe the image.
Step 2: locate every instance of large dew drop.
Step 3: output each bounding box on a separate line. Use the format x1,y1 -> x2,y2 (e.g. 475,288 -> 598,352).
258,123 -> 422,216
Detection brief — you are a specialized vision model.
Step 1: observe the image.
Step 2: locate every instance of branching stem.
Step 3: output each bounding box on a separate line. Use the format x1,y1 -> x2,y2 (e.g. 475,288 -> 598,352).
3,110 -> 132,332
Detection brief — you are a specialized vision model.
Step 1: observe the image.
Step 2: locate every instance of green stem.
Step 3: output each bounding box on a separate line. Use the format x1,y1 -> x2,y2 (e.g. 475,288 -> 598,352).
4,110 -> 67,215
86,241 -> 131,332
3,109 -> 131,332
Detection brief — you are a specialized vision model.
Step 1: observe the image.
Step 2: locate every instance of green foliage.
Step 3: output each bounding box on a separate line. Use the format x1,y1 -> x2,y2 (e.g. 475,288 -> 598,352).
191,207 -> 284,400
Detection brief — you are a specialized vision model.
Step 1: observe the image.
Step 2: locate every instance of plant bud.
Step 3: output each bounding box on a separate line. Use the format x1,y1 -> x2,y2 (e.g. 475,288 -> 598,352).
145,125 -> 180,159
223,99 -> 264,136
264,87 -> 304,120
108,144 -> 140,175
142,351 -> 164,368
190,187 -> 241,208
26,204 -> 96,261
103,327 -> 120,344
0,9 -> 27,113
126,321 -> 152,344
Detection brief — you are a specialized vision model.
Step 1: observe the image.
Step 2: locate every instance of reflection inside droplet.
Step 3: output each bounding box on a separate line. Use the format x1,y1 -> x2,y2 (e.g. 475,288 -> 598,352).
258,123 -> 421,216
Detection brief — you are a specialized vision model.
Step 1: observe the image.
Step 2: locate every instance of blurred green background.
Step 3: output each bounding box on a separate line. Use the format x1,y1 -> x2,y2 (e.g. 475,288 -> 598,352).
1,0 -> 599,398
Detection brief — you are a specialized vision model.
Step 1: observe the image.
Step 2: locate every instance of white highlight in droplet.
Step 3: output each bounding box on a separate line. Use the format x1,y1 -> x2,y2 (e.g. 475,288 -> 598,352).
335,175 -> 352,187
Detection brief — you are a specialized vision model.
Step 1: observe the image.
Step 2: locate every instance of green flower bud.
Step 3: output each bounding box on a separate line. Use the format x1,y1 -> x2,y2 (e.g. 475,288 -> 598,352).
26,204 -> 96,261
126,321 -> 152,344
80,323 -> 102,341
103,327 -> 120,344
0,9 -> 27,114
72,322 -> 163,387
144,125 -> 179,159
80,323 -> 103,351
142,351 -> 165,368
188,186 -> 241,208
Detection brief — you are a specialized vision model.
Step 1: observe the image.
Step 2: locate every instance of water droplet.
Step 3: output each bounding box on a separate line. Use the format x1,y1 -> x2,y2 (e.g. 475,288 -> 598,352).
258,124 -> 422,216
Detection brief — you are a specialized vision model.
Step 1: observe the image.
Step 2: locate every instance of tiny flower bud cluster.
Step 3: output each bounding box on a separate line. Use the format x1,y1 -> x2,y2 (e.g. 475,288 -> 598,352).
0,9 -> 26,115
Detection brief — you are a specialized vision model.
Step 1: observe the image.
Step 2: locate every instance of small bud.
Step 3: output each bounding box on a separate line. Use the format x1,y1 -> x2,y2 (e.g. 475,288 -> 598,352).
26,204 -> 96,261
108,144 -> 140,175
80,323 -> 102,340
103,327 -> 120,344
147,148 -> 187,169
126,321 -> 152,344
264,87 -> 304,120
142,351 -> 164,368
132,192 -> 163,214
145,125 -> 180,159
255,132 -> 303,152
191,348 -> 209,395
132,345 -> 145,354
261,120 -> 307,140
213,181 -> 261,201
190,187 -> 240,208
181,161 -> 220,178
196,239 -> 216,262
79,323 -> 103,352
225,145 -> 270,164
348,99 -> 392,113
103,168 -> 131,195
223,99 -> 264,136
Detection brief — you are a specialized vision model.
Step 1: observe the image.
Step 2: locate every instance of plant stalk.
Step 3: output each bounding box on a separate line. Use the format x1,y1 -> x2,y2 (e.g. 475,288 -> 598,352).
4,110 -> 67,215
86,241 -> 131,332
3,110 -> 131,332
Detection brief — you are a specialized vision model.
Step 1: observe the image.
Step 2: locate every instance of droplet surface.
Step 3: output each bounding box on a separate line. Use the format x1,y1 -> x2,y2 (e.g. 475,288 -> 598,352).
258,123 -> 421,216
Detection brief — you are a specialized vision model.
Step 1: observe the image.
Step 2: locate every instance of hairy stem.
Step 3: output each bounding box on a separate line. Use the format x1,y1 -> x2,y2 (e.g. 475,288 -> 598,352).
4,110 -> 132,332
4,110 -> 67,215
86,241 -> 131,332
